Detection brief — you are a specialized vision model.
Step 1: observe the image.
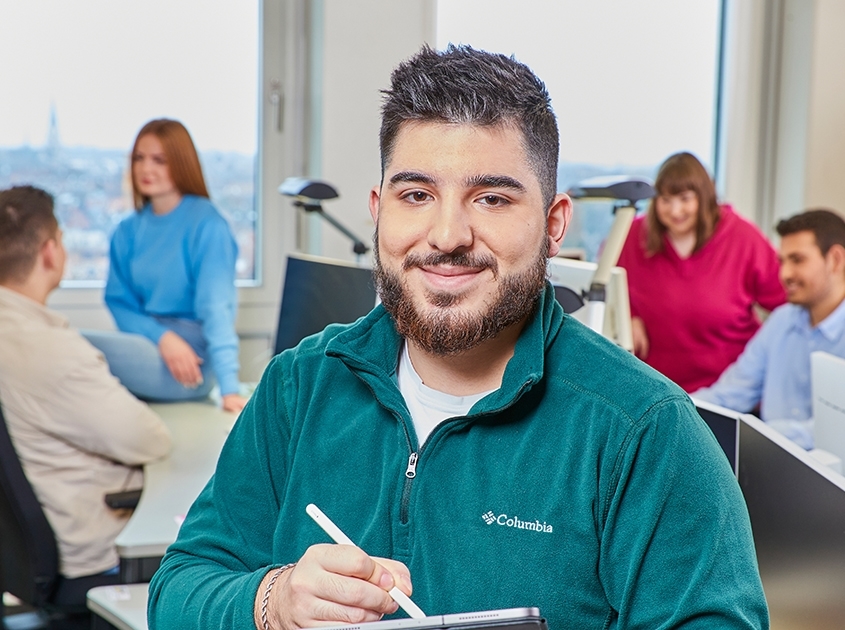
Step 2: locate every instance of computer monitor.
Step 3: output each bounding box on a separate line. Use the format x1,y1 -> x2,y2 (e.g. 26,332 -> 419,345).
738,413 -> 845,628
274,254 -> 378,355
692,399 -> 845,626
812,351 -> 845,465
546,256 -> 633,351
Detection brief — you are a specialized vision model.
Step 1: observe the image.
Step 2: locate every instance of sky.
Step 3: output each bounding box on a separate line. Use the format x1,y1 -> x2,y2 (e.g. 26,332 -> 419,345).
437,0 -> 721,169
0,0 -> 258,154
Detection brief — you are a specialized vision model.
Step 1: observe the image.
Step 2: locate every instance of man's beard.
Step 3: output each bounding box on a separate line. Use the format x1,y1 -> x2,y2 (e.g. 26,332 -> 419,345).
372,235 -> 549,356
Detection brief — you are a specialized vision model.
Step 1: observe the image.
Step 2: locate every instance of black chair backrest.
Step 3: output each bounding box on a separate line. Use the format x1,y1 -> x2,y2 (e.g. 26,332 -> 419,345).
553,285 -> 585,314
274,254 -> 378,355
0,400 -> 60,606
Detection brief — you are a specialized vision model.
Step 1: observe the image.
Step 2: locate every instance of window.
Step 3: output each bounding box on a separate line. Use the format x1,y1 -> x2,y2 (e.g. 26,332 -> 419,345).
436,0 -> 723,260
0,0 -> 259,284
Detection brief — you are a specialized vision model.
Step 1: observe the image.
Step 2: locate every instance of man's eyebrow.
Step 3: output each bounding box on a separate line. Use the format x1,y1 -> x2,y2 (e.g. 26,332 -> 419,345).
465,174 -> 526,192
387,171 -> 437,187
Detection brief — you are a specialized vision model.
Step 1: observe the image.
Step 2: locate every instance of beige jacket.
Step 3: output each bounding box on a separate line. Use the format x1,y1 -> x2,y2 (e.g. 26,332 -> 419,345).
0,286 -> 172,578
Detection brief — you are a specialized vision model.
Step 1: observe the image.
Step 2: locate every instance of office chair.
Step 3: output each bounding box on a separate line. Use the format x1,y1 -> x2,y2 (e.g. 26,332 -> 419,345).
0,401 -> 120,629
552,285 -> 585,314
274,254 -> 378,355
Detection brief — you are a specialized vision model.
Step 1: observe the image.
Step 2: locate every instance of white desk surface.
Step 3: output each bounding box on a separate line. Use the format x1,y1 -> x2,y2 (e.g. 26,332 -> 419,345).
87,583 -> 149,630
115,401 -> 237,558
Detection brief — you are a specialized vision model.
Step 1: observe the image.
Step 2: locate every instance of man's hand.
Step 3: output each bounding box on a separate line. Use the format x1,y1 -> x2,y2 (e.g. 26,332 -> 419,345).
631,316 -> 650,359
158,330 -> 204,387
222,393 -> 248,413
254,544 -> 413,630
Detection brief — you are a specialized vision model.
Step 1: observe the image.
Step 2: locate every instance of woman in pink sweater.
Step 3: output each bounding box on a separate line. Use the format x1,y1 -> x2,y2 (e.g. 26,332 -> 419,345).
616,152 -> 785,392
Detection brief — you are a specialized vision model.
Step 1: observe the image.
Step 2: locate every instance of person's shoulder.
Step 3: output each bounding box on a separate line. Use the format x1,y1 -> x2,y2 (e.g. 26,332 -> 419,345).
113,208 -> 144,235
762,302 -> 803,327
626,214 -> 647,241
718,204 -> 771,243
4,320 -> 106,387
746,303 -> 804,347
183,195 -> 225,221
547,316 -> 688,418
618,215 -> 649,262
182,196 -> 233,236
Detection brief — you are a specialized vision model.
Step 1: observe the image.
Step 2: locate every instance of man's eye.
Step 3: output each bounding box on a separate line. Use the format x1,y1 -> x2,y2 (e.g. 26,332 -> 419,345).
481,195 -> 506,206
404,191 -> 430,202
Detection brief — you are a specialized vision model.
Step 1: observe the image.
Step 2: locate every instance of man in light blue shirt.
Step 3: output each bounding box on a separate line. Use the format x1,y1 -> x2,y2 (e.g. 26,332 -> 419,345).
693,209 -> 845,449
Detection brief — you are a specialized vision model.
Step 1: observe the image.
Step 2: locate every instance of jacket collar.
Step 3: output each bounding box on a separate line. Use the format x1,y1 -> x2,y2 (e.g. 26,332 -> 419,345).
326,282 -> 565,414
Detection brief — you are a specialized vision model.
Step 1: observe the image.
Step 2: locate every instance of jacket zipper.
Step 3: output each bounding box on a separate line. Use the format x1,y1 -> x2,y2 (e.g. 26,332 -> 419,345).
396,382 -> 532,524
354,365 -> 534,525
400,451 -> 418,523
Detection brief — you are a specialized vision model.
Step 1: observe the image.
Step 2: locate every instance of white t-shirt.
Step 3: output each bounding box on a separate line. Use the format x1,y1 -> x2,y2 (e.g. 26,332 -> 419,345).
396,341 -> 496,445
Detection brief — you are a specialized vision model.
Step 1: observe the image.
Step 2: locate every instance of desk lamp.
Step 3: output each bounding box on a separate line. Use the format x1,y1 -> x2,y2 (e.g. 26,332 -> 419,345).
565,175 -> 655,334
279,177 -> 370,258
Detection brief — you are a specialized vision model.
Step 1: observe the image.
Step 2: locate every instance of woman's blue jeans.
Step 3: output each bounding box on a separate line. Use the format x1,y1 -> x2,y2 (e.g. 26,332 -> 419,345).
83,318 -> 215,402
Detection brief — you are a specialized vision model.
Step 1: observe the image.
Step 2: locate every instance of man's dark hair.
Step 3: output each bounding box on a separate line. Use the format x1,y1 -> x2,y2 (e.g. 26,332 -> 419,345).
776,209 -> 845,256
379,44 -> 559,209
0,185 -> 58,284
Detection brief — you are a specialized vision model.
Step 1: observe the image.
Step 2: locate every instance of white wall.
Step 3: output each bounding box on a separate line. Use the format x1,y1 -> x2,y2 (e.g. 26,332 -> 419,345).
722,0 -> 845,235
310,0 -> 436,263
804,0 -> 845,212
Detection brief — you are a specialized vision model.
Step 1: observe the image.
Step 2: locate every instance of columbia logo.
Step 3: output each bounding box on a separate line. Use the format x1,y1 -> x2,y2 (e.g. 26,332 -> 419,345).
481,510 -> 554,533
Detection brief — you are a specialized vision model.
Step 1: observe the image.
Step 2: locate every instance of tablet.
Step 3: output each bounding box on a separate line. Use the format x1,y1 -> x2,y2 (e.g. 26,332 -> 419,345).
320,607 -> 547,630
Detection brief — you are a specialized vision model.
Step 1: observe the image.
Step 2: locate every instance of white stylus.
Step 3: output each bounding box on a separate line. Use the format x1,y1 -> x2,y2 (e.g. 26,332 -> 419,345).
305,503 -> 426,619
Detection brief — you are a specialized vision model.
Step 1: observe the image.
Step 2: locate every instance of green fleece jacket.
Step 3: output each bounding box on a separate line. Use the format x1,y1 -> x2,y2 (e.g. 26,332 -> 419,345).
148,285 -> 768,630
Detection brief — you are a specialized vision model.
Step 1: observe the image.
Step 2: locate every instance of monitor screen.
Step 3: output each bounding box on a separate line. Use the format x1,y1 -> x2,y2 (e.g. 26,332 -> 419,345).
274,254 -> 377,355
738,415 -> 845,629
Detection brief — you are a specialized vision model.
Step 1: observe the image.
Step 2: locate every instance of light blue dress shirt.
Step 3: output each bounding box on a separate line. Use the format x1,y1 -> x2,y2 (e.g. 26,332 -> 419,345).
693,298 -> 845,449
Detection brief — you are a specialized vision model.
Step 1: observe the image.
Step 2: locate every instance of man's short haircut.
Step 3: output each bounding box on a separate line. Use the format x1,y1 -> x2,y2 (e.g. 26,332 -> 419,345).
0,185 -> 58,284
776,209 -> 845,256
379,44 -> 559,209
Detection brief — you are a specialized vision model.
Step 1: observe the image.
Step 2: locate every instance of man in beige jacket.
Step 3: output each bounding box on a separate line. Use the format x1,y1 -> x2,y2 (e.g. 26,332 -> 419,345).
0,185 -> 172,579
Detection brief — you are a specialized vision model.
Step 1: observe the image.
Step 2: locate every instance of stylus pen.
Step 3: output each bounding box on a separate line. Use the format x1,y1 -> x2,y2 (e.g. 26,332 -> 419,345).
305,503 -> 427,619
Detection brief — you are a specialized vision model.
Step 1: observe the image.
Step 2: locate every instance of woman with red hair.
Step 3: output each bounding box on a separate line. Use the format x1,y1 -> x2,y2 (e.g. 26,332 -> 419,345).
87,119 -> 247,413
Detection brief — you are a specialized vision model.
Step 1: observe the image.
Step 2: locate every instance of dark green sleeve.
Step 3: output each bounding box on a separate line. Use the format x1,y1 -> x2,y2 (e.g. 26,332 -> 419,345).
148,357 -> 292,630
599,396 -> 769,629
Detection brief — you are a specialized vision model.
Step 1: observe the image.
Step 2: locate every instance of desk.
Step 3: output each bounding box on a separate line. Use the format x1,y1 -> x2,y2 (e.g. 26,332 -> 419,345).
116,401 -> 236,581
88,584 -> 149,630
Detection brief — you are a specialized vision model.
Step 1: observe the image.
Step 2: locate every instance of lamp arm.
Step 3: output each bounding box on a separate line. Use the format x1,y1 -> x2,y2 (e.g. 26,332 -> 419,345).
299,203 -> 370,255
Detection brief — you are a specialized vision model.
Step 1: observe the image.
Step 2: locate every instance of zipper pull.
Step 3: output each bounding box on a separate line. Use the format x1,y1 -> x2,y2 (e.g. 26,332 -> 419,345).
405,452 -> 418,479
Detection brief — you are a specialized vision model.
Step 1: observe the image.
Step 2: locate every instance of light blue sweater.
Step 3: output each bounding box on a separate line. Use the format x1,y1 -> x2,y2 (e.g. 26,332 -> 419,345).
105,195 -> 240,395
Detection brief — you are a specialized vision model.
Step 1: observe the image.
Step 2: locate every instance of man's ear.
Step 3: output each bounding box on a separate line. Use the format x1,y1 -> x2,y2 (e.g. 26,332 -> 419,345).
827,243 -> 845,275
369,185 -> 381,224
546,193 -> 573,258
41,237 -> 60,272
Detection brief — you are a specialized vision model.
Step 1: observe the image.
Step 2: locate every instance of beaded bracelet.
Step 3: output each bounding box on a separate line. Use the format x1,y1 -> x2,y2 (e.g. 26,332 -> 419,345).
260,563 -> 297,630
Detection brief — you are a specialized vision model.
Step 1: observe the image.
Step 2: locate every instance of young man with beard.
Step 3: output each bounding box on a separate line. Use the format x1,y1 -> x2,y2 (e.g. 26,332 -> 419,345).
694,209 -> 845,450
149,46 -> 768,630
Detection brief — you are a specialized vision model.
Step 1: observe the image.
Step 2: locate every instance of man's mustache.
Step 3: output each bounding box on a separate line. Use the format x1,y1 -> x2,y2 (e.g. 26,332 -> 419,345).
402,252 -> 498,277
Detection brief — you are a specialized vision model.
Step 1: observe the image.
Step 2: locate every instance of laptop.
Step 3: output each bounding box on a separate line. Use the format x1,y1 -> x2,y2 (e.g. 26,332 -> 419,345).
811,351 -> 845,466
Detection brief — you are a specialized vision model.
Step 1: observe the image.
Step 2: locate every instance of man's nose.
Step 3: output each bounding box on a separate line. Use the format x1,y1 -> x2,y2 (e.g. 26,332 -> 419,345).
427,198 -> 473,253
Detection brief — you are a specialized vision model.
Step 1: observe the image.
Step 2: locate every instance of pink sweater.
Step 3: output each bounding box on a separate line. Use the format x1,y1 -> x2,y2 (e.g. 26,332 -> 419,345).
616,205 -> 786,392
